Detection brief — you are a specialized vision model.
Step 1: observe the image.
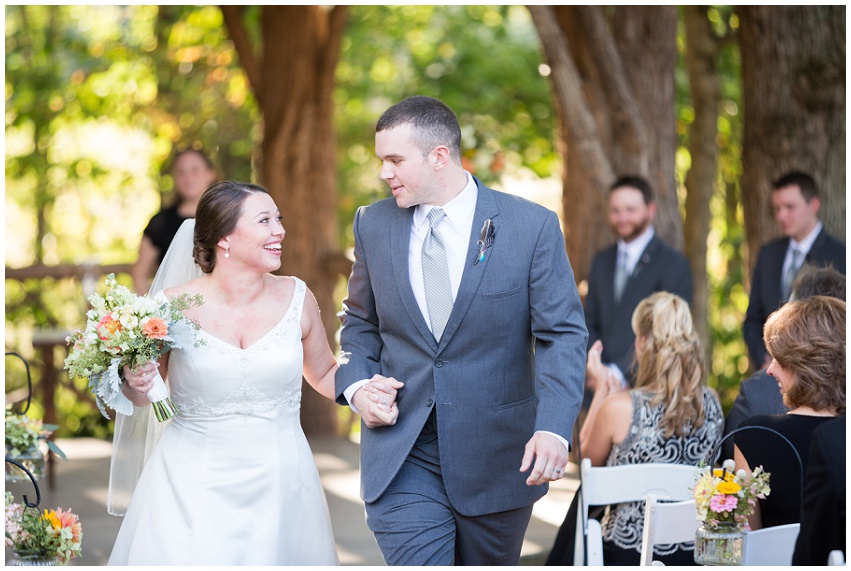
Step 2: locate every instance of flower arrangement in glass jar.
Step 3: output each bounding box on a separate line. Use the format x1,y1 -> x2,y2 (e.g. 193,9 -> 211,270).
64,274 -> 203,422
5,492 -> 82,565
5,408 -> 66,483
693,458 -> 771,528
692,459 -> 771,565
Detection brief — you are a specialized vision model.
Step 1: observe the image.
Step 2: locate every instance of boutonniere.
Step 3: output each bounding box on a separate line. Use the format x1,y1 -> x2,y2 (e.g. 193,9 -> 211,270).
474,219 -> 495,265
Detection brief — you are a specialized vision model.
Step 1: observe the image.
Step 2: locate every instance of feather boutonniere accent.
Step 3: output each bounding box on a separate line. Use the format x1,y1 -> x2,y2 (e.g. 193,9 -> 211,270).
474,219 -> 495,265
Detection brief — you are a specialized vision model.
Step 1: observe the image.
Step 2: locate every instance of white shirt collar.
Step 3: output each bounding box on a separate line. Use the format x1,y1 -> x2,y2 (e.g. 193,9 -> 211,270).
413,171 -> 478,231
617,225 -> 655,269
790,220 -> 822,255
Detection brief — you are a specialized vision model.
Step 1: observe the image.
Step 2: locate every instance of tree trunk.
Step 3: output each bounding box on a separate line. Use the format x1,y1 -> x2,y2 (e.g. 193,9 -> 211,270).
683,6 -> 721,362
222,5 -> 348,436
530,5 -> 682,290
738,6 -> 846,279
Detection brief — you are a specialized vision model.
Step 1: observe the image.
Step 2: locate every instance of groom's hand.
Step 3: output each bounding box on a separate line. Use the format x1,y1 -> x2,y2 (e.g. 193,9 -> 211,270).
520,432 -> 569,486
352,375 -> 404,428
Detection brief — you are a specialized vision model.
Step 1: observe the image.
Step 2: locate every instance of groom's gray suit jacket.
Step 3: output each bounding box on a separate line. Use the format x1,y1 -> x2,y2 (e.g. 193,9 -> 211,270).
336,178 -> 587,517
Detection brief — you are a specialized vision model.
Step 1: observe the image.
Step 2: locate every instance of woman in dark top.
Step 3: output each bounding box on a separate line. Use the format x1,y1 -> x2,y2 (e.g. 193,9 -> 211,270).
131,149 -> 217,293
734,295 -> 845,530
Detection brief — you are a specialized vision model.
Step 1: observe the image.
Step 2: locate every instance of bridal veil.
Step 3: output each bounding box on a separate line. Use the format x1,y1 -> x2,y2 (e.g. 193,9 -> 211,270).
107,219 -> 203,515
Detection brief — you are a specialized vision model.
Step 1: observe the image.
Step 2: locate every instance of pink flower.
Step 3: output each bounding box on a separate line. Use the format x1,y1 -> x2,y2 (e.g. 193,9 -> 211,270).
709,494 -> 738,513
97,314 -> 122,340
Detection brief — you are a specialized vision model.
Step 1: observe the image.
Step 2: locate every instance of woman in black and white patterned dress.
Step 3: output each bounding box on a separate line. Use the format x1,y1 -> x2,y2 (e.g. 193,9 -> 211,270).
548,292 -> 722,566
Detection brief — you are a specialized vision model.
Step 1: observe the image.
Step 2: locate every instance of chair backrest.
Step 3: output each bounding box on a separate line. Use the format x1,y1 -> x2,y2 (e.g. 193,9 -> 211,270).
640,495 -> 699,565
827,550 -> 845,566
742,523 -> 801,566
574,458 -> 697,565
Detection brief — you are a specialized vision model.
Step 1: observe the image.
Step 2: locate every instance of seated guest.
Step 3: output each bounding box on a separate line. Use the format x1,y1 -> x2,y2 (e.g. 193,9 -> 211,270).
792,416 -> 846,565
721,264 -> 845,460
548,292 -> 723,566
734,296 -> 845,530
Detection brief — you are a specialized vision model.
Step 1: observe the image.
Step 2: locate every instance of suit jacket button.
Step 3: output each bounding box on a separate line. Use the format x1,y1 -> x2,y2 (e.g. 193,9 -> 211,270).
435,360 -> 444,368
426,399 -> 434,407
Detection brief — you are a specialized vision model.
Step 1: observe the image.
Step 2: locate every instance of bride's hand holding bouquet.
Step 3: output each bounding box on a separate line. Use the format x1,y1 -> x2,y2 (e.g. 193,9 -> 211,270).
64,274 -> 203,422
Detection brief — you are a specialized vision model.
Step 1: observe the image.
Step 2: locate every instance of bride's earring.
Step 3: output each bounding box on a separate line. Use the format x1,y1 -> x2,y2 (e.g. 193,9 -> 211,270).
224,245 -> 230,259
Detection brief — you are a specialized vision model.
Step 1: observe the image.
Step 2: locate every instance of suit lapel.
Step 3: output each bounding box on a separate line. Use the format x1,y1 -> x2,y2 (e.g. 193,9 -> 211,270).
390,206 -> 438,350
437,180 -> 499,349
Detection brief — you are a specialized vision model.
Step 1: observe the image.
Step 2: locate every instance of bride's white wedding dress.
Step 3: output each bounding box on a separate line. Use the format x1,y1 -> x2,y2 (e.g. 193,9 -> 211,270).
108,278 -> 338,565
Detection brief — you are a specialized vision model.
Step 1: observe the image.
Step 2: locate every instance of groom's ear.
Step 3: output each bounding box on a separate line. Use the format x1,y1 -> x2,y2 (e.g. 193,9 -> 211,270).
431,145 -> 451,171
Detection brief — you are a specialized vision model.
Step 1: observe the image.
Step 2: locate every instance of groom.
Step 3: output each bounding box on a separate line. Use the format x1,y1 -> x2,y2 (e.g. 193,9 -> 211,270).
336,96 -> 587,565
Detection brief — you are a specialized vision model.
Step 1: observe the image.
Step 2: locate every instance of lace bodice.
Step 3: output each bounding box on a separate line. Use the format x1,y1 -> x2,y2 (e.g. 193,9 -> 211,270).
601,387 -> 723,553
167,278 -> 306,420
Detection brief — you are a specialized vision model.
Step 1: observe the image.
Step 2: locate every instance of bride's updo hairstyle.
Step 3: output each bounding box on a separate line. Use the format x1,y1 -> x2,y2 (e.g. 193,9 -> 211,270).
631,291 -> 706,438
193,181 -> 270,273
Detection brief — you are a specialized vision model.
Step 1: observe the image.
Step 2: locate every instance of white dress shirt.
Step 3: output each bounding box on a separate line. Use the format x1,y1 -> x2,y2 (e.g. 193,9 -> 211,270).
607,226 -> 655,386
409,174 -> 478,329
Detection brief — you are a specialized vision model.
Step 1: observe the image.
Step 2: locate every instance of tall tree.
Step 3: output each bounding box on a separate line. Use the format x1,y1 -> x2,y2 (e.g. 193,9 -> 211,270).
682,6 -> 722,357
529,5 -> 683,286
221,5 -> 348,436
738,6 -> 846,278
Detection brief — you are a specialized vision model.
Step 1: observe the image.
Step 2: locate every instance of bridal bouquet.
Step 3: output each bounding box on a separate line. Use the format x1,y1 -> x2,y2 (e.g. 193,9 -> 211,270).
5,492 -> 83,564
693,459 -> 771,528
64,274 -> 203,422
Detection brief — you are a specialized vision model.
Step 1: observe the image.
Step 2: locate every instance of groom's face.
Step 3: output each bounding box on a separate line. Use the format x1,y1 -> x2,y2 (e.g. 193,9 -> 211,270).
376,123 -> 440,209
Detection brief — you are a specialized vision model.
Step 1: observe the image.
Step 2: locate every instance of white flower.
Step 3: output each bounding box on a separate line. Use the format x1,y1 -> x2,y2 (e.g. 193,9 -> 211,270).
722,459 -> 736,472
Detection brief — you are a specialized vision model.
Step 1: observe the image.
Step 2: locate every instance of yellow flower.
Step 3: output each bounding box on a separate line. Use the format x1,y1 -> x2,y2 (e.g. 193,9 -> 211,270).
42,509 -> 61,530
717,480 -> 741,494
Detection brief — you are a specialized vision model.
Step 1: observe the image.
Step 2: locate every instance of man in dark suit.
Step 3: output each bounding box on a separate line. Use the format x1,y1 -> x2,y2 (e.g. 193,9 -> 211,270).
792,416 -> 846,565
721,263 -> 845,460
743,171 -> 845,370
335,96 -> 588,565
583,176 -> 692,392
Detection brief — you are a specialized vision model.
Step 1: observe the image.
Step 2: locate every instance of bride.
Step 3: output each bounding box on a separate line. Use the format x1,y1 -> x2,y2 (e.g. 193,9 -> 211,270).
108,181 -> 341,565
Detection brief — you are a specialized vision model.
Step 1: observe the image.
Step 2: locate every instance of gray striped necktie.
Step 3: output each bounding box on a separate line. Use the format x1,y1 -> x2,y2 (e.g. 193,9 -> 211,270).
422,208 -> 453,341
782,247 -> 802,300
614,248 -> 629,303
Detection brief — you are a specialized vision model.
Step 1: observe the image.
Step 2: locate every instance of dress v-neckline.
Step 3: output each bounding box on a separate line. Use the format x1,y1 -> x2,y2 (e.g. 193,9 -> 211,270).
196,288 -> 298,352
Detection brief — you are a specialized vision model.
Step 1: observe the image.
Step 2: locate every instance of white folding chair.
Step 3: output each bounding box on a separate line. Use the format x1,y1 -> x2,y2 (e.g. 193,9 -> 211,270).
828,550 -> 845,566
741,523 -> 800,566
573,458 -> 696,566
639,495 -> 699,565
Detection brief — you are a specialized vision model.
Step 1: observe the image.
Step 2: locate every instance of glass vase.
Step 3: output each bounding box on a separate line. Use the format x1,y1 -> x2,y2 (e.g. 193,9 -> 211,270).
7,550 -> 60,566
5,446 -> 45,483
694,521 -> 744,565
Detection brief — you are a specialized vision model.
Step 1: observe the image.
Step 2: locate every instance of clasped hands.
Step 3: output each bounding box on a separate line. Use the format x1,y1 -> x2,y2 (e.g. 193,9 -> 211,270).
352,374 -> 404,428
586,340 -> 623,399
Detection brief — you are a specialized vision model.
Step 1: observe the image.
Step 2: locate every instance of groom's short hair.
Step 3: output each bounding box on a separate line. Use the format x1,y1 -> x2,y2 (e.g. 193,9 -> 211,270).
376,96 -> 463,165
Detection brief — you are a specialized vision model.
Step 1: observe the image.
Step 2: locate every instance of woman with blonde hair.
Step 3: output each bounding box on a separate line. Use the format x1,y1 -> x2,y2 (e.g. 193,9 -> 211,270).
573,291 -> 723,565
734,295 -> 845,530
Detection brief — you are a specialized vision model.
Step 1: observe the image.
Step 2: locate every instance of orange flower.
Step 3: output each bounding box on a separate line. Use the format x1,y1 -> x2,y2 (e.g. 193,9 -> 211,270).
142,317 -> 168,340
97,314 -> 122,340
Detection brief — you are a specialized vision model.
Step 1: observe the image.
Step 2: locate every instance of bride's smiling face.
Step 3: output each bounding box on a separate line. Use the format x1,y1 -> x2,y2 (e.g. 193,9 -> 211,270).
223,192 -> 285,272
